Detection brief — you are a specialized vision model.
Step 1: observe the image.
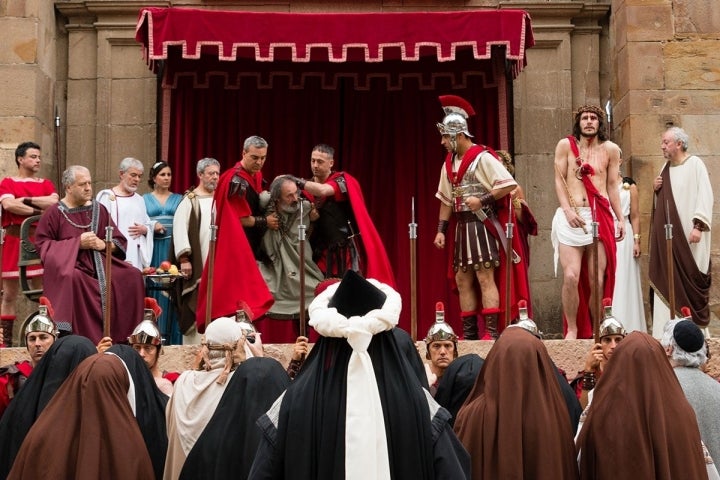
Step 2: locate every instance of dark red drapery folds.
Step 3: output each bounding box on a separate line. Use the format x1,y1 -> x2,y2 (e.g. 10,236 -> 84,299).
136,8 -> 533,73
134,7 -> 534,339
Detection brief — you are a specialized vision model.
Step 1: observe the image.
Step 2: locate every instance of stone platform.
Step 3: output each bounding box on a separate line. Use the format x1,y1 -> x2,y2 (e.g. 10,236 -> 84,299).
3,338 -> 720,381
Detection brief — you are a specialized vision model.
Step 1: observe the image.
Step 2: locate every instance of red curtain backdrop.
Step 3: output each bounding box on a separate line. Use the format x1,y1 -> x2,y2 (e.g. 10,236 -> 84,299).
136,8 -> 533,338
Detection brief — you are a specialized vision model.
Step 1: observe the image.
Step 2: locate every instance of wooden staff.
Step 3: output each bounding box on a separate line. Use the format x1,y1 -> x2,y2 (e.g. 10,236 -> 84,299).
665,200 -> 676,319
103,225 -> 113,338
409,197 -> 418,341
205,204 -> 218,326
54,108 -> 63,190
504,195 -> 514,329
0,207 -> 5,347
298,200 -> 307,338
591,201 -> 601,343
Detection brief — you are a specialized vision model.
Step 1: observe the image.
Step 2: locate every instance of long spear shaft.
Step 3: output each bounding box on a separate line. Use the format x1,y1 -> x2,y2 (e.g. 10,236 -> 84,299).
205,204 -> 218,325
591,201 -> 601,343
0,208 -> 4,347
409,197 -> 418,341
103,225 -> 113,338
298,200 -> 307,338
504,195 -> 514,329
665,200 -> 676,319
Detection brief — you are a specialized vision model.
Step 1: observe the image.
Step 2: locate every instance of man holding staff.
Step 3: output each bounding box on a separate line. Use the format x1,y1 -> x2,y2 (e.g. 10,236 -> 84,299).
34,165 -> 144,343
649,126 -> 713,337
552,105 -> 624,339
433,95 -> 528,340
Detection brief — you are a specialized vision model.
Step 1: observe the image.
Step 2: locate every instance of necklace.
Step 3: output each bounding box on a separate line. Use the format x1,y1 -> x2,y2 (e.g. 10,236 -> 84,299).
60,205 -> 92,229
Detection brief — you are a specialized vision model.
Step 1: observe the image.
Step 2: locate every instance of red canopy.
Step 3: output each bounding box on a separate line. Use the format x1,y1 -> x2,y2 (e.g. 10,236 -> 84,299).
135,8 -> 533,77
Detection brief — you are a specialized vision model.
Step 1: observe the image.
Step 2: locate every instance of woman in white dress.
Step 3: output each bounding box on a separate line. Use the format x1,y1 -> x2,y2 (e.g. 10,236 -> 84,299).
612,166 -> 646,332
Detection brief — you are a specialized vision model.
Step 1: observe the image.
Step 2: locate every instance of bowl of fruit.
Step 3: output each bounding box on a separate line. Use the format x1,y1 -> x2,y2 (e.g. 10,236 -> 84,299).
143,261 -> 184,285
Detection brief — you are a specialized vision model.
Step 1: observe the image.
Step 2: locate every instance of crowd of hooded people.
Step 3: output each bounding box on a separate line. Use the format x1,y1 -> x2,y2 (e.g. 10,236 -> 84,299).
0,110 -> 716,477
0,270 -> 718,480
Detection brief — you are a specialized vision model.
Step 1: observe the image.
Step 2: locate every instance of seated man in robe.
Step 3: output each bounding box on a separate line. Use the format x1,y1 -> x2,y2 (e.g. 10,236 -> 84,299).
35,165 -> 145,344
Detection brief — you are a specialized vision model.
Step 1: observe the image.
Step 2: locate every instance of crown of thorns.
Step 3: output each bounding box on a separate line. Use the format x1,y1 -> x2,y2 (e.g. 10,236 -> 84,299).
575,104 -> 605,121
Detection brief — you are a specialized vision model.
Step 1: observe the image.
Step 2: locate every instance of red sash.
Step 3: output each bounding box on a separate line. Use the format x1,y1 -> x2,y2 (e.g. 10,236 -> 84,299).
444,144 -> 497,186
565,136 -> 617,338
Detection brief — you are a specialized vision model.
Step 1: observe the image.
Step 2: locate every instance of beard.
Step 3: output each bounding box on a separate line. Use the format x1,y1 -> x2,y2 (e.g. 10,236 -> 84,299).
280,201 -> 299,214
204,180 -> 218,192
123,182 -> 138,193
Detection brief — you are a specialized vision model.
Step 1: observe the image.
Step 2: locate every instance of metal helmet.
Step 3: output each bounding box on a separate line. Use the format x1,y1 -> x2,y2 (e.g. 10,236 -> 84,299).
128,297 -> 163,346
436,95 -> 475,151
508,300 -> 541,338
128,319 -> 162,346
235,307 -> 257,340
599,298 -> 627,338
424,302 -> 458,359
25,297 -> 58,339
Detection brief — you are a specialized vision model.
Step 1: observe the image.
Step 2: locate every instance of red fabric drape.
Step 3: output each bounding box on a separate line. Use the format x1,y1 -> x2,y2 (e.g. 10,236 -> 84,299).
136,8 -> 533,74
165,68 -> 499,338
136,7 -> 534,338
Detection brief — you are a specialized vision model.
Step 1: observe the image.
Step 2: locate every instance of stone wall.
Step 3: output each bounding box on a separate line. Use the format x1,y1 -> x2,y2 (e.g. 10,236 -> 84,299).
610,0 -> 720,326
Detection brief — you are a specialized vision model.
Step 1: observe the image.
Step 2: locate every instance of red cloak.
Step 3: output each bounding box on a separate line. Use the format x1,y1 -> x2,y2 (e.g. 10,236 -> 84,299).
306,171 -> 396,288
195,163 -> 274,333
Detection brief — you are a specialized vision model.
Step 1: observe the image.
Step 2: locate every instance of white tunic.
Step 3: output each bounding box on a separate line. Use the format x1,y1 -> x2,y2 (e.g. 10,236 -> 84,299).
172,193 -> 214,265
652,155 -> 713,338
612,184 -> 646,332
96,189 -> 155,270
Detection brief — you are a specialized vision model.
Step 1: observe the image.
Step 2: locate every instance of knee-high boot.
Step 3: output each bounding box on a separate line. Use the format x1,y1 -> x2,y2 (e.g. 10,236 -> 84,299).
481,308 -> 502,340
461,311 -> 479,340
1,315 -> 15,347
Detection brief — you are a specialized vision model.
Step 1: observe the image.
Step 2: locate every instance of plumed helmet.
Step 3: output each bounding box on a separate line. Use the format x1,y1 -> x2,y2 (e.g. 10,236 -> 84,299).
25,296 -> 58,339
128,320 -> 162,346
599,298 -> 627,338
509,300 -> 541,338
128,298 -> 163,346
424,302 -> 458,359
436,95 -> 475,138
235,302 -> 257,339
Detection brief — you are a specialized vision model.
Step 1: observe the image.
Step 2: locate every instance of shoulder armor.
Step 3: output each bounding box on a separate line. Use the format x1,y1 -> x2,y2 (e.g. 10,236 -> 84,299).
335,174 -> 348,194
229,173 -> 249,199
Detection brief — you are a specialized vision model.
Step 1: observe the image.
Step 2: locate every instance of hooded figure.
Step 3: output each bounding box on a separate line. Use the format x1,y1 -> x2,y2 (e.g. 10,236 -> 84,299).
180,357 -> 290,479
8,354 -> 155,480
454,327 -> 579,480
577,331 -> 709,479
248,270 -> 470,479
164,316 -> 248,479
0,335 -> 97,478
107,344 -> 169,480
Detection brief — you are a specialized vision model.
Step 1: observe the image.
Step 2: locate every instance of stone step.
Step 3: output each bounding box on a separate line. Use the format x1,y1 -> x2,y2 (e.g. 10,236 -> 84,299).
4,338 -> 720,381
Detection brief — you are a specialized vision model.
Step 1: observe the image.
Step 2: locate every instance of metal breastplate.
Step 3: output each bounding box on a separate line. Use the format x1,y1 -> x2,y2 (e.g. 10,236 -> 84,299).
451,159 -> 488,213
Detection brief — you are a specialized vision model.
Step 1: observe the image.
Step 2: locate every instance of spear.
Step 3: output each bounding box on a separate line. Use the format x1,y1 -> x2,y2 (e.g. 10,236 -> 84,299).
103,225 -> 113,338
0,207 -> 4,347
504,194 -> 514,329
592,200 -> 601,343
205,203 -> 218,325
665,200 -> 676,319
409,197 -> 418,341
298,200 -> 307,338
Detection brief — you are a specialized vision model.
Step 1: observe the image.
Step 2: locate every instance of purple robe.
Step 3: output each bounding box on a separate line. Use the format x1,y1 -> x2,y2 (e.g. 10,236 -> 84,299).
35,201 -> 144,343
